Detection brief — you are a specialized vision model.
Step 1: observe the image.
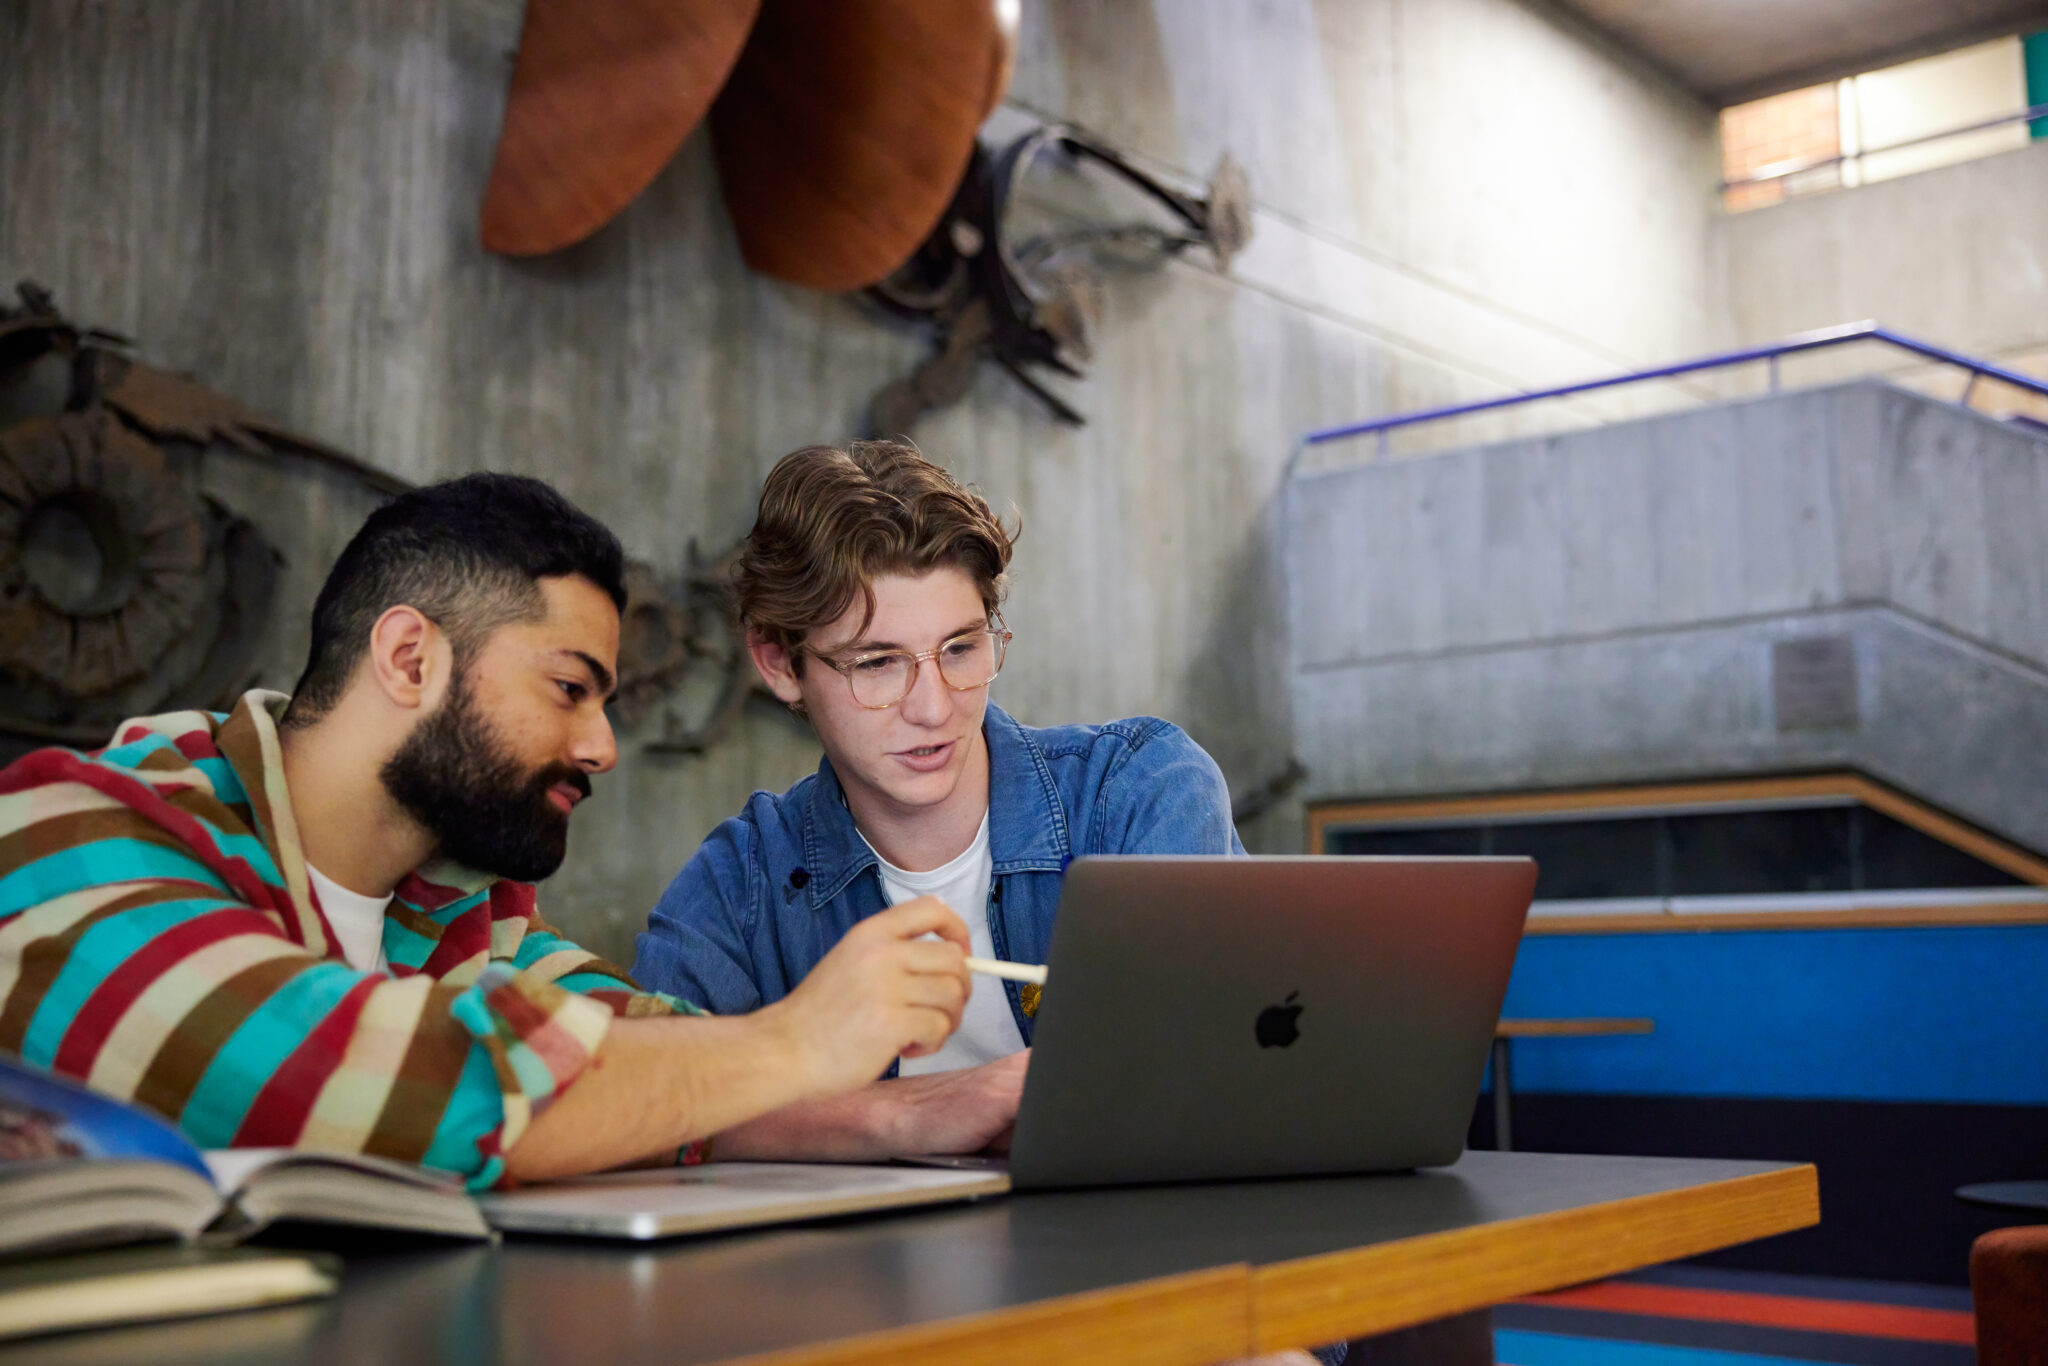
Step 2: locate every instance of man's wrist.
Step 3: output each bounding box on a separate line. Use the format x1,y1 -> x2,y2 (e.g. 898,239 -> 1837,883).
859,1076 -> 914,1154
748,997 -> 827,1103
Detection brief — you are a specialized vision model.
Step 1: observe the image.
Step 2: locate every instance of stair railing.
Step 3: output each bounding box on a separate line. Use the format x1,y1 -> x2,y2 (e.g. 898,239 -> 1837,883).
1297,321 -> 2048,469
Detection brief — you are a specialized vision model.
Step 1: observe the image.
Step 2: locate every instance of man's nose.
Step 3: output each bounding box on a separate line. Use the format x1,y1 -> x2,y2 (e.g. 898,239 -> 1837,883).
900,656 -> 952,724
573,707 -> 619,775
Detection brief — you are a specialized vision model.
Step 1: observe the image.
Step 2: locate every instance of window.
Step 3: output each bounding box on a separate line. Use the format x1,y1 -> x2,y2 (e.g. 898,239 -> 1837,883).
1312,776 -> 2048,930
1720,34 -> 2045,212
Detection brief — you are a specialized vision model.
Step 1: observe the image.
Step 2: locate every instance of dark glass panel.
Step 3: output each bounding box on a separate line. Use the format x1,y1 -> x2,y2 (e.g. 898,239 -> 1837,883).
1855,808 -> 2024,889
1666,807 -> 1852,895
1325,826 -> 1485,858
1329,800 -> 2028,902
1483,816 -> 1664,900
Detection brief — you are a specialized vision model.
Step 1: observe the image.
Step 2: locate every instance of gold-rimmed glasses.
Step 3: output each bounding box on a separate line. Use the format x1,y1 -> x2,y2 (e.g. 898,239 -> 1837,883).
808,624 -> 1012,710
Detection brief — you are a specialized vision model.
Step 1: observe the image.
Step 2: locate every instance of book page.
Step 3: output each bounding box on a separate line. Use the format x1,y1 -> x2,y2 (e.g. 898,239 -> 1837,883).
200,1148 -> 294,1194
201,1147 -> 465,1196
0,1056 -> 211,1181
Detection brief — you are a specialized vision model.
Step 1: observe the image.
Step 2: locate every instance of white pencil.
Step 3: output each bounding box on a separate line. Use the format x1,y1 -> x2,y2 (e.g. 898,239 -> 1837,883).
964,956 -> 1047,986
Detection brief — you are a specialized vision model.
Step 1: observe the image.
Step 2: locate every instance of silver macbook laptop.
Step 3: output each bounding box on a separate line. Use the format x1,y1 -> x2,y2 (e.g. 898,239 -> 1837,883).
1003,855 -> 1535,1188
484,854 -> 1532,1237
478,1161 -> 1009,1240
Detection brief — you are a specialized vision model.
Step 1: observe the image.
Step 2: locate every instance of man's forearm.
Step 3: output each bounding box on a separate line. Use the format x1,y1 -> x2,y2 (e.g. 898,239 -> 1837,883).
504,898 -> 983,1182
711,1086 -> 900,1162
503,1010 -> 816,1182
711,1052 -> 1029,1162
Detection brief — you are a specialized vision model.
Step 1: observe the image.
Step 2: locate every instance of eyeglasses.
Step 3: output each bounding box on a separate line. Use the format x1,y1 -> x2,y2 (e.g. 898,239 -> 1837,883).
808,625 -> 1013,710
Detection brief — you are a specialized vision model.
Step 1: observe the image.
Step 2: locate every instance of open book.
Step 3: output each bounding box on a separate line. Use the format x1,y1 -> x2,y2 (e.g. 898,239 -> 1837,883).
0,1054 -> 487,1256
4,1054 -> 1010,1252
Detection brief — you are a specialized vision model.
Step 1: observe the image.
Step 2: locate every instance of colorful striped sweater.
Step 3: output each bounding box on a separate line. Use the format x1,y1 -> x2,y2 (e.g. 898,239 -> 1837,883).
0,690 -> 694,1189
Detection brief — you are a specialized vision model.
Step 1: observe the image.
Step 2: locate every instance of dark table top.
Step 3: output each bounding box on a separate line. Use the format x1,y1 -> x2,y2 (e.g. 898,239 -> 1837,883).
4,1151 -> 1818,1366
1958,1180 -> 2048,1213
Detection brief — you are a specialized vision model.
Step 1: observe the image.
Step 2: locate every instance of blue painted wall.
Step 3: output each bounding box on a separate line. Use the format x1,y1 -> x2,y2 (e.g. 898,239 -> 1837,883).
2027,31 -> 2048,139
1497,926 -> 2048,1105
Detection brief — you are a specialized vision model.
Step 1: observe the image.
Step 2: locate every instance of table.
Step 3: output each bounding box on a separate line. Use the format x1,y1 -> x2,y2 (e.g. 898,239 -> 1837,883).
1490,1018 -> 1655,1151
4,1152 -> 1816,1366
1958,1181 -> 2048,1213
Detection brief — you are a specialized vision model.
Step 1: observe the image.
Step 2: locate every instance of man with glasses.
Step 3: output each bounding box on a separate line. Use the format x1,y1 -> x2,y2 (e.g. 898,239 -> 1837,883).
631,439 -> 1245,1161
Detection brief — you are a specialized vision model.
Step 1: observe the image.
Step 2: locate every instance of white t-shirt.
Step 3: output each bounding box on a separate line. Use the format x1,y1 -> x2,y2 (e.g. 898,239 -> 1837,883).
307,863 -> 393,974
864,813 -> 1026,1075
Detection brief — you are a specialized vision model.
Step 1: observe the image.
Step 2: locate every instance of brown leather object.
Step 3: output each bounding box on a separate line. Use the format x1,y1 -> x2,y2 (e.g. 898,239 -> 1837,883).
481,0 -> 762,256
1974,1225 -> 2048,1366
709,0 -> 1013,291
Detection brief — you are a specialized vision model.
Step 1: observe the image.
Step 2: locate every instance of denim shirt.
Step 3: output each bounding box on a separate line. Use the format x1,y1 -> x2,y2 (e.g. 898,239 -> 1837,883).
631,702 -> 1244,1042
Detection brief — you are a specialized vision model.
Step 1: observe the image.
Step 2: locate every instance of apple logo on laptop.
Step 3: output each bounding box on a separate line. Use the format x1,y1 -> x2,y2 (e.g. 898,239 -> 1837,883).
1256,991 -> 1304,1049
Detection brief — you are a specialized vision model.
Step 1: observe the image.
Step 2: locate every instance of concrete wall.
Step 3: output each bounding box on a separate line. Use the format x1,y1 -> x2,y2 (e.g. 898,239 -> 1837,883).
1719,138 -> 2048,407
1288,381 -> 2048,850
0,0 -> 1723,961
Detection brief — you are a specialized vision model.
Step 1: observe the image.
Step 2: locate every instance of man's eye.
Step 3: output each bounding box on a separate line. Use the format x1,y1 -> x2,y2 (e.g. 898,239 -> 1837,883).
943,638 -> 983,660
559,680 -> 588,702
852,654 -> 902,674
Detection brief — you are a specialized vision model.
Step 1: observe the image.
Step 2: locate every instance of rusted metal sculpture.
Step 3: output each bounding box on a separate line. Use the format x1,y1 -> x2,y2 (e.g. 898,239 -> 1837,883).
0,283 -> 767,757
613,542 -> 774,756
0,284 -> 281,748
479,3 -> 1246,432
868,128 -> 1252,433
481,0 -> 1016,292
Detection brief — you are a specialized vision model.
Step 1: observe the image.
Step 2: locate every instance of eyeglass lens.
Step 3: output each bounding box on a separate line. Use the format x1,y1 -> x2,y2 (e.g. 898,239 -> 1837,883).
847,632 -> 1006,707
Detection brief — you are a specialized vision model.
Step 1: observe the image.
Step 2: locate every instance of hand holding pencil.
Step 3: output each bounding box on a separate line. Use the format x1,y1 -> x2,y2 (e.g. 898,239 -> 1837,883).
965,957 -> 1047,986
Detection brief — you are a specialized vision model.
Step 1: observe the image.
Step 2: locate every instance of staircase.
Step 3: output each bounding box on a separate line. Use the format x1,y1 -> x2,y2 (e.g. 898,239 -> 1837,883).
1286,377 -> 2048,852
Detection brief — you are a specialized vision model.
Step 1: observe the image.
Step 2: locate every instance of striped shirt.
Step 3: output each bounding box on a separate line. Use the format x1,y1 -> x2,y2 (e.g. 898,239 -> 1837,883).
0,690 -> 695,1189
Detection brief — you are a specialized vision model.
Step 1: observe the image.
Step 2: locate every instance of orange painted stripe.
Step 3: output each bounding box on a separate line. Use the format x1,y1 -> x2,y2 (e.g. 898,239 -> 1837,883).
1516,1281 -> 1975,1345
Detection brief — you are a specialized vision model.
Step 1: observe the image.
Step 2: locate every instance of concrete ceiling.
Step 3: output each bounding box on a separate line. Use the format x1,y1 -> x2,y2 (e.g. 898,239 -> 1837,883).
1552,0 -> 2048,105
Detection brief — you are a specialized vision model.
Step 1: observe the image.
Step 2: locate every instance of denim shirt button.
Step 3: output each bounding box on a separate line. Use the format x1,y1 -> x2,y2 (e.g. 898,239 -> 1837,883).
788,867 -> 809,889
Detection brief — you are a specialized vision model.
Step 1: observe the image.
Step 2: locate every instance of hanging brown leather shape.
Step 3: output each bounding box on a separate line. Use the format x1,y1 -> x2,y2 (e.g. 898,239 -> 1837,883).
709,0 -> 1014,291
480,0 -> 762,256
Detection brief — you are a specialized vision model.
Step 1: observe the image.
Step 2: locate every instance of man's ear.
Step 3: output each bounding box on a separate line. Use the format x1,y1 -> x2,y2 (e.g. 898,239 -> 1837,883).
366,606 -> 450,711
746,631 -> 806,707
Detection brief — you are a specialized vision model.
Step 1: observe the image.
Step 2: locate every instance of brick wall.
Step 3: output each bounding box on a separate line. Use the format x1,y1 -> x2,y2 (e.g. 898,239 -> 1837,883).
1720,84 -> 1840,211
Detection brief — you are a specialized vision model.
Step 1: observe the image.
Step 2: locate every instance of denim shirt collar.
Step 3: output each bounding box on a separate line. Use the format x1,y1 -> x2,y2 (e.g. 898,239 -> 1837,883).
799,702 -> 1070,910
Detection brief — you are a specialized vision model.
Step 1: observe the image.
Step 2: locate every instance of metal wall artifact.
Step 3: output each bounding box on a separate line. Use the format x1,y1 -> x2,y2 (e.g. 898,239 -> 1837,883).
0,284 -> 282,749
0,284 -> 764,757
869,129 -> 1252,432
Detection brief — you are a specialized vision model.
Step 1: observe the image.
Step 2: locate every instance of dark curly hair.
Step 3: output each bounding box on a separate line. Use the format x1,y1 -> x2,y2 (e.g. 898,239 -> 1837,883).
282,472 -> 626,725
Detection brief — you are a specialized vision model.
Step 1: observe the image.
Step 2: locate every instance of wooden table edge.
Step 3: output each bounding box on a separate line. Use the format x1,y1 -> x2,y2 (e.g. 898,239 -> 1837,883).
1248,1162 -> 1820,1350
708,1262 -> 1252,1366
1496,1018 -> 1655,1037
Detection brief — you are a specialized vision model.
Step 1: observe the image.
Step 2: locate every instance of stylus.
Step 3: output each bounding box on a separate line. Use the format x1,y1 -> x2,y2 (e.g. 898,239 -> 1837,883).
964,957 -> 1048,986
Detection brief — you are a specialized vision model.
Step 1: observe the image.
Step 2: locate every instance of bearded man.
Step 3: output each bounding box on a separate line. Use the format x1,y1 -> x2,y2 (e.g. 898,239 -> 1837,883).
0,473 -> 973,1187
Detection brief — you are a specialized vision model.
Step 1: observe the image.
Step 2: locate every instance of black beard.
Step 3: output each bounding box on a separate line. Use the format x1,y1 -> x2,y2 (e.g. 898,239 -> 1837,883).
379,675 -> 590,884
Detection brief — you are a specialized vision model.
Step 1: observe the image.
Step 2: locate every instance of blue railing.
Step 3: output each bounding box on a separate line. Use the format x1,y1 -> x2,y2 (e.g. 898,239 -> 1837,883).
1300,321 -> 2048,463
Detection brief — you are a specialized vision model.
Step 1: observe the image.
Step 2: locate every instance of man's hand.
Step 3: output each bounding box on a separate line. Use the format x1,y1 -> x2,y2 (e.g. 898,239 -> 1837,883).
503,897 -> 971,1183
876,1050 -> 1028,1155
715,1049 -> 1030,1162
765,896 -> 972,1096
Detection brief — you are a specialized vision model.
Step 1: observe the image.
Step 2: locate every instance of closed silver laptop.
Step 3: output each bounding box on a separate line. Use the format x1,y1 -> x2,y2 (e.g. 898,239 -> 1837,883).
1005,855 -> 1535,1188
